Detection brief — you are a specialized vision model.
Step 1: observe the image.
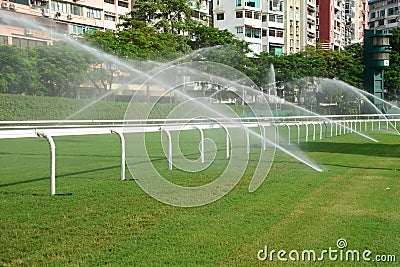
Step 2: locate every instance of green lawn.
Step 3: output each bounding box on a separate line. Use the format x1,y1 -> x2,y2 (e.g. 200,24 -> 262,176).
0,130 -> 399,266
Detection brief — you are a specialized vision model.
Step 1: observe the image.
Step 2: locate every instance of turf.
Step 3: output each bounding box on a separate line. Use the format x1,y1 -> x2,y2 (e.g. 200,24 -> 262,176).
0,130 -> 399,266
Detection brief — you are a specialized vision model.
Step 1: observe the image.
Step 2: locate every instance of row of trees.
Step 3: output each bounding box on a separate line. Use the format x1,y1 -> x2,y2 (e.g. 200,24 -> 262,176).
0,0 -> 399,100
0,43 -> 92,97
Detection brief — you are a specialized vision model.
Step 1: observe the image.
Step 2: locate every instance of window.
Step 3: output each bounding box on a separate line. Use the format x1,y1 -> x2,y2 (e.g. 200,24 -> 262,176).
269,29 -> 275,36
370,12 -> 376,19
72,25 -> 84,35
13,0 -> 28,5
0,36 -> 8,45
388,7 -> 398,16
71,5 -> 83,16
52,1 -> 68,13
104,0 -> 115,3
245,11 -> 252,18
245,27 -> 261,38
236,0 -> 242,6
105,14 -> 115,21
269,0 -> 282,11
254,12 -> 261,20
87,7 -> 101,19
373,36 -> 390,45
276,30 -> 283,37
118,0 -> 129,8
245,0 -> 260,8
236,27 -> 243,34
269,14 -> 275,21
11,37 -> 46,48
262,15 -> 267,22
72,25 -> 95,35
216,13 -> 224,20
236,11 -> 243,18
277,15 -> 283,23
262,29 -> 267,36
270,46 -> 283,56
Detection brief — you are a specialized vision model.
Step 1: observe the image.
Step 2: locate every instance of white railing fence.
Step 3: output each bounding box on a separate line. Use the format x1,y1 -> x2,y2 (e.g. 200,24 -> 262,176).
1,114 -> 399,195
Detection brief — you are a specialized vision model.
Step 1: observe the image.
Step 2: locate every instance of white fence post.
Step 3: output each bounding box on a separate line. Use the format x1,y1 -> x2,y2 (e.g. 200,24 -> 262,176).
160,128 -> 173,171
37,132 -> 56,195
111,130 -> 126,180
193,126 -> 205,163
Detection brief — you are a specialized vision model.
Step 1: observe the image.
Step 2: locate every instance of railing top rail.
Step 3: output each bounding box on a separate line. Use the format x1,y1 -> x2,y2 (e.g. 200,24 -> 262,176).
1,113 -> 399,126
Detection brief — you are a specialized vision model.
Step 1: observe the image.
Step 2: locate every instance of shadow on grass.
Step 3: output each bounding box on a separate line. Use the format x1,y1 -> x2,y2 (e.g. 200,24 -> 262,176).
300,142 -> 400,158
320,162 -> 398,171
0,152 -> 121,158
0,165 -> 120,188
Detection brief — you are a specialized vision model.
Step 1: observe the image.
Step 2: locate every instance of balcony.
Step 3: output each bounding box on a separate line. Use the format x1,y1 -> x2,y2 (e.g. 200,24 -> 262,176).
307,4 -> 316,13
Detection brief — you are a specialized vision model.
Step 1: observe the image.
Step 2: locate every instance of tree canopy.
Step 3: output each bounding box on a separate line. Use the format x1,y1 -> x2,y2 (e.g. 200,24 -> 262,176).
1,0 -> 400,102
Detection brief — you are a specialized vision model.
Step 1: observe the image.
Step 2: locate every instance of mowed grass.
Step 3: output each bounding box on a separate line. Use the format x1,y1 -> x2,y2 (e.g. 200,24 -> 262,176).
0,129 -> 399,266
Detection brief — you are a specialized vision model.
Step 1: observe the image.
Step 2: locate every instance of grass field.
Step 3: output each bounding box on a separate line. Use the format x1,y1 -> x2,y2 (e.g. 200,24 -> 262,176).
0,129 -> 399,266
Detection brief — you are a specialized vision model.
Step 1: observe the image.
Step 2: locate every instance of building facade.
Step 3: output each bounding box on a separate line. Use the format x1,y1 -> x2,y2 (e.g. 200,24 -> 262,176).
0,0 -> 371,53
0,0 -> 131,47
262,0 -> 285,55
213,0 -> 264,54
212,0 -> 319,55
316,0 -> 346,50
188,0 -> 212,26
283,0 -> 317,54
343,0 -> 368,46
368,0 -> 400,30
345,0 -> 368,45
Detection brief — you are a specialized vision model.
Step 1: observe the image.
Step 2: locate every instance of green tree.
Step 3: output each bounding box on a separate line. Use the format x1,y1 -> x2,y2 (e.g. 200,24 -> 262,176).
29,42 -> 93,97
85,20 -> 191,61
386,28 -> 400,100
129,0 -> 194,34
0,45 -> 40,95
187,24 -> 245,50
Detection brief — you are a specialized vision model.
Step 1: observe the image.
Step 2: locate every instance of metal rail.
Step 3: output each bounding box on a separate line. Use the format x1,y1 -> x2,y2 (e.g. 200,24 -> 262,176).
0,115 -> 399,195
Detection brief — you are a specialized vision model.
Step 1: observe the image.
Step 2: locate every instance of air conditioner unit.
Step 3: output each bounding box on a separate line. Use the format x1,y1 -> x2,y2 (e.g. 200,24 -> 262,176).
9,3 -> 16,10
1,2 -> 8,8
42,8 -> 50,17
25,29 -> 32,35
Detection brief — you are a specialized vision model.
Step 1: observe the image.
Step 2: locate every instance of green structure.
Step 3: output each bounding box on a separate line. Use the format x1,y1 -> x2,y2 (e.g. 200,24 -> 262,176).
364,29 -> 392,111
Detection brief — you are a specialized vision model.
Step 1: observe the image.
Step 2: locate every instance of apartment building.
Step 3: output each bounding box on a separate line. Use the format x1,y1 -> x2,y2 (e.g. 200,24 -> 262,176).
262,0 -> 285,55
213,0 -> 285,55
188,0 -> 212,26
283,0 -> 317,54
368,0 -> 400,30
213,0 -> 264,55
0,0 -> 131,48
343,0 -> 368,46
317,0 -> 346,50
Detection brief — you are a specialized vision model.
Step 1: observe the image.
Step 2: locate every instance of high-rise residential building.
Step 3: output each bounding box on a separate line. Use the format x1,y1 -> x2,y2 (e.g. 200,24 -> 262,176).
283,0 -> 317,54
188,0 -> 212,26
344,0 -> 368,46
316,0 -> 346,50
368,0 -> 400,30
0,0 -> 131,47
213,0 -> 264,54
262,0 -> 285,55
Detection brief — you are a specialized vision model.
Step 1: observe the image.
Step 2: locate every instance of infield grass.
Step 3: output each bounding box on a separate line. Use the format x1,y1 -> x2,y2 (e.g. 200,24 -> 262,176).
0,129 -> 399,266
